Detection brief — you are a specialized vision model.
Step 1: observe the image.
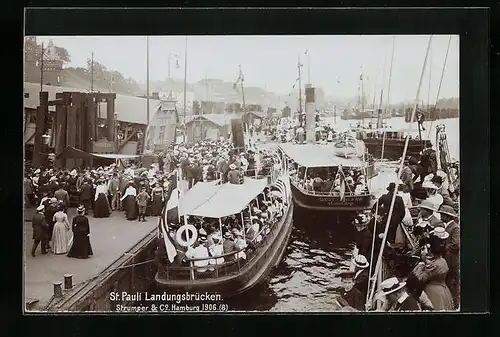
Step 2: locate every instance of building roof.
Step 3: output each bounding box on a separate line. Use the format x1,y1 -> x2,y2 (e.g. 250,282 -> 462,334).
244,111 -> 266,118
24,82 -> 160,125
184,113 -> 236,127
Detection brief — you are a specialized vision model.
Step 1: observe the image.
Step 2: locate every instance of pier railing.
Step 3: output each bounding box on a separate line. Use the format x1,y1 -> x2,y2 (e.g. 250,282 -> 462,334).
157,207 -> 286,282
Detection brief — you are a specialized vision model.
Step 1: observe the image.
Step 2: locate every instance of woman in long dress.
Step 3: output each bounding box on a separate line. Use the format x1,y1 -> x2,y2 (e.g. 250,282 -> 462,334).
412,234 -> 455,310
150,182 -> 164,216
121,182 -> 138,220
51,203 -> 71,254
67,205 -> 93,259
93,179 -> 111,218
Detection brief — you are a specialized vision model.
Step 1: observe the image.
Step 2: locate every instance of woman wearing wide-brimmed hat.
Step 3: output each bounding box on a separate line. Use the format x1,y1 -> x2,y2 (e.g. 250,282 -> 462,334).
93,179 -> 111,218
67,205 -> 93,259
411,229 -> 455,311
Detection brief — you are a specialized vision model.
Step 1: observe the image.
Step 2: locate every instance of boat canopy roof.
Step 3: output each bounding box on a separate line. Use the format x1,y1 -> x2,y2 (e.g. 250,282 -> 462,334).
178,177 -> 268,218
279,143 -> 365,168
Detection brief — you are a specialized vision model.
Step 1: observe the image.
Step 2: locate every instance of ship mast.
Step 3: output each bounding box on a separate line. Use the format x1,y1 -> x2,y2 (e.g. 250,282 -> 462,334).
298,56 -> 303,115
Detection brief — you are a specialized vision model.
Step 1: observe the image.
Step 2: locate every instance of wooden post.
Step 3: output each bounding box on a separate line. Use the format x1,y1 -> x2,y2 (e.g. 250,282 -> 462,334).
66,93 -> 77,169
33,92 -> 48,166
55,93 -> 68,168
106,94 -> 116,142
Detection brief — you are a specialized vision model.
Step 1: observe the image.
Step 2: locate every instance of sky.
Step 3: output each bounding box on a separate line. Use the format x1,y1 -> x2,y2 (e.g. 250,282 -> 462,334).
35,35 -> 459,103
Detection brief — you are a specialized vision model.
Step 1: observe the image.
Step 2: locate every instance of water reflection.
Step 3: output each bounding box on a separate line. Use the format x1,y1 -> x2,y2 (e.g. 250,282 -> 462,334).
226,210 -> 357,311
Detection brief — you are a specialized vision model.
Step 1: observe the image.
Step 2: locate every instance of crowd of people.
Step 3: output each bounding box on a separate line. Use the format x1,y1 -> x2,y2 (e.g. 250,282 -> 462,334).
339,159 -> 460,311
25,139 -> 283,258
290,165 -> 369,196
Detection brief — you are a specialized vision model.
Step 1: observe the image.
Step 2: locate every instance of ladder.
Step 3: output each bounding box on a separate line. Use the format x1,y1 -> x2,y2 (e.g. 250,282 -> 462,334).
435,124 -> 458,193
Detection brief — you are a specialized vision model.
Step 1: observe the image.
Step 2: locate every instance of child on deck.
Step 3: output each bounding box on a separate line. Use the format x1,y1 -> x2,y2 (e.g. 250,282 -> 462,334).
136,187 -> 150,222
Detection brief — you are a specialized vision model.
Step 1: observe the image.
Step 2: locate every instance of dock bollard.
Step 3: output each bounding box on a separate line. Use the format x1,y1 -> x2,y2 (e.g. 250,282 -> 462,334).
64,274 -> 73,290
53,281 -> 63,298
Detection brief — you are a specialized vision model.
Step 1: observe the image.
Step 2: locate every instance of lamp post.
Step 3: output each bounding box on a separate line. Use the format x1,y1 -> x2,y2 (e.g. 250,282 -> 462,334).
114,112 -> 118,153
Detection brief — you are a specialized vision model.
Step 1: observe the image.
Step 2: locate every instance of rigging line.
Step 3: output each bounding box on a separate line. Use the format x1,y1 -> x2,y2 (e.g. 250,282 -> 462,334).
381,36 -> 396,160
427,43 -> 433,113
425,35 -> 453,141
366,34 -> 434,308
366,200 -> 380,305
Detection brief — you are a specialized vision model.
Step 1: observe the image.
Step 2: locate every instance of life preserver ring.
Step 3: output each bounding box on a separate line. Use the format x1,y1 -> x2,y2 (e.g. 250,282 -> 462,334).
175,224 -> 198,247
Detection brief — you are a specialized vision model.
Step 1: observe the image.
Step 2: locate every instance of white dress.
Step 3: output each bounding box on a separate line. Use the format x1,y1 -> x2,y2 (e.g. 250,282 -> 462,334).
52,211 -> 70,254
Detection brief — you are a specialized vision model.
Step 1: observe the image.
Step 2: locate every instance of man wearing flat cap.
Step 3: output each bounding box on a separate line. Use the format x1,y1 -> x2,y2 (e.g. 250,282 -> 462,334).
31,205 -> 49,256
337,271 -> 365,311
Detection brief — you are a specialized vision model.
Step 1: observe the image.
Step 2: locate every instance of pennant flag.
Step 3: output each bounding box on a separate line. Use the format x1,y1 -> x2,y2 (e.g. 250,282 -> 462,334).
176,60 -> 180,69
292,84 -> 296,89
304,49 -> 308,55
339,165 -> 346,202
160,215 -> 177,263
359,74 -> 363,81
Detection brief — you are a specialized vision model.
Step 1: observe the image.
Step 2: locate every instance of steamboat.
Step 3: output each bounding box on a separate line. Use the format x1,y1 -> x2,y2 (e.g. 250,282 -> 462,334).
279,142 -> 377,212
154,149 -> 294,297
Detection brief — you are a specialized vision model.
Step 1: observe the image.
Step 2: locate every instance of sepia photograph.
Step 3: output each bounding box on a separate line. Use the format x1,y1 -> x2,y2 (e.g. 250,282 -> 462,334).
23,33 -> 460,313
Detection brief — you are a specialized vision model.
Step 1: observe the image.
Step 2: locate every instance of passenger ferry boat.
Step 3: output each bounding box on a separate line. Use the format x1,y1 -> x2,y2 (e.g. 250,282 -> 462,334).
154,151 -> 294,297
279,143 -> 377,212
353,127 -> 432,160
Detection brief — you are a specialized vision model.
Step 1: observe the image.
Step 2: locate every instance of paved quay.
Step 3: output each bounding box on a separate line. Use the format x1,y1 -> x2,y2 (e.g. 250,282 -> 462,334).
24,206 -> 158,310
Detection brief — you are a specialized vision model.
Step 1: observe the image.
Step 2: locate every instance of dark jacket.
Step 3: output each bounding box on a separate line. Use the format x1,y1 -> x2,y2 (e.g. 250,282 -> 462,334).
340,287 -> 365,311
80,184 -> 93,201
377,192 -> 406,242
393,293 -> 421,311
32,212 -> 48,240
356,228 -> 373,260
54,188 -> 70,206
445,221 -> 460,271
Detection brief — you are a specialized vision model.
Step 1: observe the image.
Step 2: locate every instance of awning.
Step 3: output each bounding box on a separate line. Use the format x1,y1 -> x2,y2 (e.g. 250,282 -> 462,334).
179,177 -> 268,218
56,146 -> 141,160
91,153 -> 140,159
55,146 -> 94,160
279,143 -> 365,168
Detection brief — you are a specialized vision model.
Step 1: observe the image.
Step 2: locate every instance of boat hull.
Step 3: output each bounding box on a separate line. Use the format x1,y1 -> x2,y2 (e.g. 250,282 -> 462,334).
290,181 -> 372,212
154,202 -> 294,297
364,139 -> 432,160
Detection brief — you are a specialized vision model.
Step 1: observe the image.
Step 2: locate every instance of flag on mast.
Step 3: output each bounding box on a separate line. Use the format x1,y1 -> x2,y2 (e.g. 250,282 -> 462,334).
176,59 -> 180,69
159,216 -> 177,263
338,164 -> 346,202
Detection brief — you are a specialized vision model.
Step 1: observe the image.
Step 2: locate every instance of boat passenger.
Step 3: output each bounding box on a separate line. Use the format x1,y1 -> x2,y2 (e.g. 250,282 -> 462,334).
185,236 -> 210,273
208,235 -> 224,265
422,180 -> 444,213
438,205 -> 460,309
417,199 -> 443,229
222,232 -> 237,261
233,229 -> 247,259
373,277 -> 421,311
353,254 -> 370,299
354,212 -> 373,261
338,271 -> 365,311
411,230 -> 455,310
377,183 -> 406,244
354,175 -> 367,195
431,175 -> 454,207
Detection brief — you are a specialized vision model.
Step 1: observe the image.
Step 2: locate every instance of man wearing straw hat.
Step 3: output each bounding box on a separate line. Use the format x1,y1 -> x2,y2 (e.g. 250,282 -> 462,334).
374,277 -> 421,311
438,204 -> 460,309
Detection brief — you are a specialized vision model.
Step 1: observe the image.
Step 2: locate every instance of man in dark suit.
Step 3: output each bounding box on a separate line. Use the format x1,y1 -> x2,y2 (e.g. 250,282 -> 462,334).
377,183 -> 406,243
31,205 -> 48,256
54,184 -> 70,212
439,205 -> 460,309
79,181 -> 94,215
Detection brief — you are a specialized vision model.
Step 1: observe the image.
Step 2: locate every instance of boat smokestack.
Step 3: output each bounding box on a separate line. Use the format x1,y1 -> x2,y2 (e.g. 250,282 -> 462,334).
305,86 -> 316,143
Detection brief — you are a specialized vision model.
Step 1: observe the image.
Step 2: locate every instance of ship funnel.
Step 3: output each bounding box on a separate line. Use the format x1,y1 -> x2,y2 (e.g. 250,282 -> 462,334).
305,87 -> 316,143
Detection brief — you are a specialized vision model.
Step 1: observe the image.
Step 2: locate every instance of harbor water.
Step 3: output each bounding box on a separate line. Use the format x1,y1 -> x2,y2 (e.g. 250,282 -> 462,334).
139,117 -> 459,312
